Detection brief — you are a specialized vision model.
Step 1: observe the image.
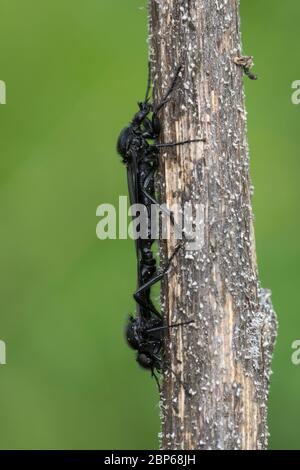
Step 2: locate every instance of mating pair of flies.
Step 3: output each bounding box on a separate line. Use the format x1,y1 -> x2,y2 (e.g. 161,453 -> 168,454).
117,65 -> 205,391
116,58 -> 256,391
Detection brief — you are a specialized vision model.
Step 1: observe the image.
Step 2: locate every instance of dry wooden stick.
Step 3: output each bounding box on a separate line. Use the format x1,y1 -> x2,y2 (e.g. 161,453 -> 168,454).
149,0 -> 277,450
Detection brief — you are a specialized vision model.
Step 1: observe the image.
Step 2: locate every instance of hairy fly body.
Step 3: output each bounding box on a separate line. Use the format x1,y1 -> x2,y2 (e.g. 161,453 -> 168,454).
126,314 -> 193,391
117,65 -> 203,389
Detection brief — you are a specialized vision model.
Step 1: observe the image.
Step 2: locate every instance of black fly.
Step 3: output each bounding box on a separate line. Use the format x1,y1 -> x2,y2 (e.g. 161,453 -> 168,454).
117,65 -> 203,390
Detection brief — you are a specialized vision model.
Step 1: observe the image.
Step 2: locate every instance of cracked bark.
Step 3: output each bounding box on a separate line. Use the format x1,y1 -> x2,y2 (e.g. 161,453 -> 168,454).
148,0 -> 277,450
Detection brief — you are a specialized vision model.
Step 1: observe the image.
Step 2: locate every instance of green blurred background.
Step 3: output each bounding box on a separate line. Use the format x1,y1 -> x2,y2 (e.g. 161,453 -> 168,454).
0,0 -> 298,450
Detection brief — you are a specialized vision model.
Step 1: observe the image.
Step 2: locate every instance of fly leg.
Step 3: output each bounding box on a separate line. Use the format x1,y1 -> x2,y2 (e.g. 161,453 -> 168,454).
133,243 -> 182,308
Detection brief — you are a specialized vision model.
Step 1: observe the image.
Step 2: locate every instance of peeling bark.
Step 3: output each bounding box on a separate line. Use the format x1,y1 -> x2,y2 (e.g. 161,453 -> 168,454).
148,0 -> 277,450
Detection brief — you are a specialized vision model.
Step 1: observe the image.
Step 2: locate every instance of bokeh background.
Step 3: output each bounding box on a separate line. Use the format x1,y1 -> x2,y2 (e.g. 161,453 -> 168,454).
0,0 -> 299,450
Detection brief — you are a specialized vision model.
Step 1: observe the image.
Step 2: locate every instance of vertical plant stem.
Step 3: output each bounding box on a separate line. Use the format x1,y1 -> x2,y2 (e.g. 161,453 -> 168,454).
149,0 -> 277,450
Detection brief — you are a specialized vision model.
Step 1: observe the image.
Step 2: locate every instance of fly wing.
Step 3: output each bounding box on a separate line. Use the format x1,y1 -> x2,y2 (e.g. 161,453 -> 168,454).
126,153 -> 141,256
126,156 -> 138,207
126,153 -> 142,314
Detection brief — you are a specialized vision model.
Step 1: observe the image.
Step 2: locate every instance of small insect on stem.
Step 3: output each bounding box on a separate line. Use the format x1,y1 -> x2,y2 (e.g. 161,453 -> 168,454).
234,55 -> 258,80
